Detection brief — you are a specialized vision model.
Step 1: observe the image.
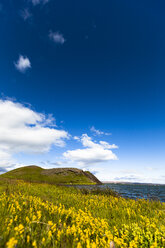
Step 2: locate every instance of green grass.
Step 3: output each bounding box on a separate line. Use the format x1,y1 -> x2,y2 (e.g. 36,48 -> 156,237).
0,166 -> 101,185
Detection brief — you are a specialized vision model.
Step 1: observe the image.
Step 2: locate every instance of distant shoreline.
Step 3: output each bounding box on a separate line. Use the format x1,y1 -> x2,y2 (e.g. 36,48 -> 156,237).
102,181 -> 165,186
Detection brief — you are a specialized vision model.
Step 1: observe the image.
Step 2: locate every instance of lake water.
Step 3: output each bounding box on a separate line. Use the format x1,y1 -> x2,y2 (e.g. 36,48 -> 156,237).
76,183 -> 165,202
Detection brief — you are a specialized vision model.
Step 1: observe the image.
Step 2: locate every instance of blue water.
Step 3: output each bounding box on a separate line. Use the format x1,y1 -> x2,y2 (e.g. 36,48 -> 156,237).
75,183 -> 165,202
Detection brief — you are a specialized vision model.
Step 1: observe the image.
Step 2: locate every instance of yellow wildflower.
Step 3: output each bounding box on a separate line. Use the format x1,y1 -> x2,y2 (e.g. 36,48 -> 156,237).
27,235 -> 30,243
32,240 -> 37,248
6,237 -> 18,248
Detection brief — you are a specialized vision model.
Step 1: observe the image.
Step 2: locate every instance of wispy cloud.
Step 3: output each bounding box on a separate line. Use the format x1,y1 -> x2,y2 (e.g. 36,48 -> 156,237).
90,126 -> 111,136
31,0 -> 49,6
63,134 -> 118,165
41,160 -> 66,168
14,55 -> 31,73
0,99 -> 69,170
20,8 -> 32,21
113,175 -> 142,182
49,31 -> 66,45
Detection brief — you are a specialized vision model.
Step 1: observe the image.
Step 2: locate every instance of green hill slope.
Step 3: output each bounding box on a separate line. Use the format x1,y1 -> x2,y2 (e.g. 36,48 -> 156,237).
0,166 -> 102,185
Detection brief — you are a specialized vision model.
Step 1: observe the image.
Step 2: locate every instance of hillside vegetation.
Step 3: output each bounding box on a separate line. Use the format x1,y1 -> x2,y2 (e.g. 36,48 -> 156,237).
0,180 -> 165,247
0,166 -> 101,185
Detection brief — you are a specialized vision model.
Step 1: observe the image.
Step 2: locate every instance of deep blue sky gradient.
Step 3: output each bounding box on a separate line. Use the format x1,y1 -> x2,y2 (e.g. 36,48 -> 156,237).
0,0 -> 165,182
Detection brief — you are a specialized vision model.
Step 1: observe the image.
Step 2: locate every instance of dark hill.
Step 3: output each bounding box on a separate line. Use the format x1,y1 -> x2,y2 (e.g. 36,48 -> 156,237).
0,165 -> 102,185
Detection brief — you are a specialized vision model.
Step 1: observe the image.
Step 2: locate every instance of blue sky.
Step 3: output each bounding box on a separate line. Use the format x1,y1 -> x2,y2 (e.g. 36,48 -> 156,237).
0,0 -> 165,183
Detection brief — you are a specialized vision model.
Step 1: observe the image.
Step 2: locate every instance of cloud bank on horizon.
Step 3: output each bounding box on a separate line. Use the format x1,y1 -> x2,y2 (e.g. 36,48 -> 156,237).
0,99 -> 69,168
0,99 -> 117,173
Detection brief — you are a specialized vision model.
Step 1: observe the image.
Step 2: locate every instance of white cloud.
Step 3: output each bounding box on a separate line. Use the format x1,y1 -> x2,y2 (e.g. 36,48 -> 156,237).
73,136 -> 80,140
90,126 -> 111,136
31,0 -> 49,6
49,31 -> 65,44
0,99 -> 69,168
20,8 -> 32,21
63,134 -> 118,165
0,149 -> 13,168
15,55 -> 31,73
99,141 -> 118,149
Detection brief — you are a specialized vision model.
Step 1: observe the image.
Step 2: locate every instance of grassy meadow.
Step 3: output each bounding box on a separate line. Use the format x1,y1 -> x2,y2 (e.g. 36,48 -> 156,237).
0,179 -> 165,248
